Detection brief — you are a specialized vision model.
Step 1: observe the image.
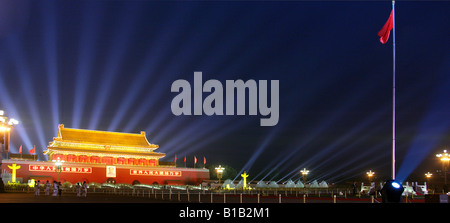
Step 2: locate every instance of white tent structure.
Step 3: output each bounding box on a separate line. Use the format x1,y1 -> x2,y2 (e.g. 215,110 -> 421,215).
296,180 -> 304,188
319,181 -> 328,188
309,180 -> 319,188
267,181 -> 279,188
235,179 -> 244,189
284,179 -> 296,188
256,181 -> 267,188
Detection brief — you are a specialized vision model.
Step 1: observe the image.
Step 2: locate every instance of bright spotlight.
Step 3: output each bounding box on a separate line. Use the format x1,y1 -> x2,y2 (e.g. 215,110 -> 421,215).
391,181 -> 401,189
381,179 -> 404,203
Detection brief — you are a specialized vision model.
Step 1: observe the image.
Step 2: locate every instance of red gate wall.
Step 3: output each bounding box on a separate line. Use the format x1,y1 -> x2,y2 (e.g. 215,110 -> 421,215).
1,160 -> 209,185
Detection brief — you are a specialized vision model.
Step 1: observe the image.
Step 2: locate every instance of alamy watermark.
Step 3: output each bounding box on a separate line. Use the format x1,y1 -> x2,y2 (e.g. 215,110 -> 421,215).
171,72 -> 279,126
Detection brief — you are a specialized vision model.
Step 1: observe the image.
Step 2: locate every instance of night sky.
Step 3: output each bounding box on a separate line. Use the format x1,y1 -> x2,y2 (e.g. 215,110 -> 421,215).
0,0 -> 448,183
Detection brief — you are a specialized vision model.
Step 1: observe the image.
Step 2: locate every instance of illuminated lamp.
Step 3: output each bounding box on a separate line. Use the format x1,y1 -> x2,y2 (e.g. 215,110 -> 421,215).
215,165 -> 225,185
0,110 -> 19,153
381,179 -> 404,203
300,168 -> 309,182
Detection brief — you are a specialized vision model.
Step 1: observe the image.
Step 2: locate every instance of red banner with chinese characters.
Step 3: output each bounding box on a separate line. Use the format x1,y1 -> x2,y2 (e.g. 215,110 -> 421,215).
130,169 -> 182,177
29,165 -> 92,173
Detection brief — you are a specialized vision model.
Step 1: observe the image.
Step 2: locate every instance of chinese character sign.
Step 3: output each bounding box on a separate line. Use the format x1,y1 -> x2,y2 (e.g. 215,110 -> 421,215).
29,165 -> 92,173
130,169 -> 182,177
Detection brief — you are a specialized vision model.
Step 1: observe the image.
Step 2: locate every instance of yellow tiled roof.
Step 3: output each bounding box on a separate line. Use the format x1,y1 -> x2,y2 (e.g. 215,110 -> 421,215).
55,124 -> 158,148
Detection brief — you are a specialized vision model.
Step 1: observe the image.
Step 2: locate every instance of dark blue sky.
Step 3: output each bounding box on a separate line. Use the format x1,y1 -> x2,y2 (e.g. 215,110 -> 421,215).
0,0 -> 448,183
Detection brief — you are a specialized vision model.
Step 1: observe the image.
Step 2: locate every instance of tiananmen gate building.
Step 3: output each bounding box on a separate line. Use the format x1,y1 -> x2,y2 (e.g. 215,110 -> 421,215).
0,124 -> 209,186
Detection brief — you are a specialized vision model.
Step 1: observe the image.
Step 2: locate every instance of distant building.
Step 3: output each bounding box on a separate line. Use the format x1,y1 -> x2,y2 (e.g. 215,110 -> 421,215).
1,124 -> 209,185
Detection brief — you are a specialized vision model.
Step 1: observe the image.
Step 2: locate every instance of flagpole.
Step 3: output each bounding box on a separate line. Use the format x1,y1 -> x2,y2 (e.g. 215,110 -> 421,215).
391,0 -> 396,180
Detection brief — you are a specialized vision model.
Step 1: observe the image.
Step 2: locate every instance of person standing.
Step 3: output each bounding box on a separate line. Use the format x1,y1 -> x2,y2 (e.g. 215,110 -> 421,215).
369,181 -> 376,196
82,181 -> 87,197
76,183 -> 81,197
34,180 -> 38,196
58,182 -> 62,197
352,182 -> 357,195
33,181 -> 36,196
45,180 -> 51,196
35,180 -> 40,196
52,181 -> 58,196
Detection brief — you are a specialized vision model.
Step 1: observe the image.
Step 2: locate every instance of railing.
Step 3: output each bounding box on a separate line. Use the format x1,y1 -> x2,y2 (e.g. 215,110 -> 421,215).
2,185 -> 426,203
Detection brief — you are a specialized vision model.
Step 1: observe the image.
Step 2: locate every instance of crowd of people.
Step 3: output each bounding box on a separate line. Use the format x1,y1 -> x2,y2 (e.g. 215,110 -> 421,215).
33,180 -> 88,197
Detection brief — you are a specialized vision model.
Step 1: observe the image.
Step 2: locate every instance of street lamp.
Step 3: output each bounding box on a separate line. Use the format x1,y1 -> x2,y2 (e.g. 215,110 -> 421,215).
0,110 -> 19,153
52,157 -> 64,182
215,165 -> 225,185
300,168 -> 309,182
0,110 -> 19,192
425,172 -> 432,183
366,170 -> 375,182
436,149 -> 449,185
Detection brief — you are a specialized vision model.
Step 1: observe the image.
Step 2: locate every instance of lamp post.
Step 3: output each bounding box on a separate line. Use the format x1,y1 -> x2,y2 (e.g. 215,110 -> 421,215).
0,110 -> 19,193
215,165 -> 225,185
366,170 -> 375,183
300,168 -> 309,182
425,172 -> 432,183
0,110 -> 19,154
436,149 -> 449,186
52,158 -> 64,182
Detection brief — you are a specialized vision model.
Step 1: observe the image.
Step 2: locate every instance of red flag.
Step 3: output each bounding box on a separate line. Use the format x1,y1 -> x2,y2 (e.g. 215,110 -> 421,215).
174,155 -> 177,162
194,156 -> 197,164
29,146 -> 35,155
184,156 -> 186,162
203,156 -> 206,165
19,145 -> 22,154
378,10 -> 393,44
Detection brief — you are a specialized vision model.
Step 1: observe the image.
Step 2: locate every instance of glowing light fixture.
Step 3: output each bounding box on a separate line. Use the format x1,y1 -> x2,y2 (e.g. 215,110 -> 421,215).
381,179 -> 404,203
391,181 -> 401,189
241,171 -> 249,190
7,163 -> 21,183
215,165 -> 225,185
0,110 -> 20,152
436,149 -> 449,185
366,170 -> 375,182
436,149 -> 450,161
425,172 -> 432,183
300,168 -> 309,182
8,118 -> 19,126
52,157 -> 65,182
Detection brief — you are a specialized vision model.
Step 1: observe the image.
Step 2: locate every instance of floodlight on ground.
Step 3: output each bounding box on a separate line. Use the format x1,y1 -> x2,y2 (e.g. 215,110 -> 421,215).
381,179 -> 404,203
